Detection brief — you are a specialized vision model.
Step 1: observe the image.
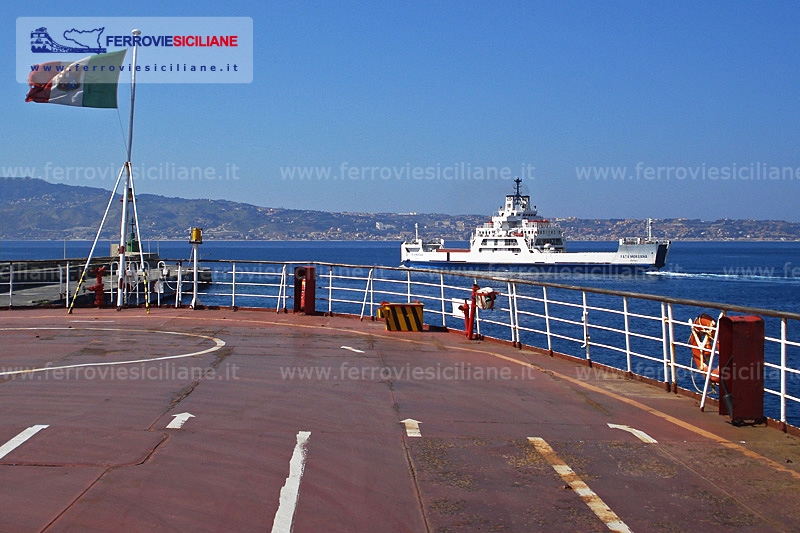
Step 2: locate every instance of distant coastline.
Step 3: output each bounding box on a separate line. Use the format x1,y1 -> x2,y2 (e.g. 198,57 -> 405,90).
2,177 -> 800,242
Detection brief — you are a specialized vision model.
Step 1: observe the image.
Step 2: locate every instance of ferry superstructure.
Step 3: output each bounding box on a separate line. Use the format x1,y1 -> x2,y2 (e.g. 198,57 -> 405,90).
401,178 -> 670,273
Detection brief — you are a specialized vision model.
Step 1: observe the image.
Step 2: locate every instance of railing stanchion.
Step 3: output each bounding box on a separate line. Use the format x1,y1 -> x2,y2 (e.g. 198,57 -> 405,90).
328,265 -> 334,315
582,291 -> 591,364
231,262 -> 236,308
175,262 -> 182,308
781,317 -> 788,425
623,296 -> 631,373
359,268 -> 374,320
65,262 -> 71,308
8,262 -> 13,308
507,281 -> 515,345
407,270 -> 411,303
660,302 -> 670,391
440,273 -> 446,327
543,286 -> 552,353
667,303 -> 677,392
283,265 -> 289,311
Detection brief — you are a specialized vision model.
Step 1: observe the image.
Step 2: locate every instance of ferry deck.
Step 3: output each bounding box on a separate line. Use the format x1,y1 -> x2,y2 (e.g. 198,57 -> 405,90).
2,306 -> 800,532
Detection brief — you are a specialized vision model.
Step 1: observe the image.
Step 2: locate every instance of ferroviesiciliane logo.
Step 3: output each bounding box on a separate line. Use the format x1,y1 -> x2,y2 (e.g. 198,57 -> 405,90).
31,26 -> 107,54
18,17 -> 254,84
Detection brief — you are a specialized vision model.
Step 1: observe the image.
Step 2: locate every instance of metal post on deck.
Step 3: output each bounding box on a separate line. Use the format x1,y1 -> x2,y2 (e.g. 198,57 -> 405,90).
8,263 -> 13,308
699,311 -> 725,411
189,228 -> 202,309
439,273 -> 446,327
328,265 -> 334,315
175,262 -> 182,308
507,281 -> 515,345
230,262 -> 236,308
406,270 -> 411,303
582,291 -> 591,364
781,317 -> 788,425
280,264 -> 288,312
667,303 -> 677,392
359,268 -> 373,320
543,286 -> 552,354
660,302 -> 670,391
369,269 -> 374,316
623,296 -> 631,374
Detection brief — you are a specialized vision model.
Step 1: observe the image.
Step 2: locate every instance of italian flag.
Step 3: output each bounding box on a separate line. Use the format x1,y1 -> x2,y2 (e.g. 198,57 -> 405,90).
26,49 -> 127,109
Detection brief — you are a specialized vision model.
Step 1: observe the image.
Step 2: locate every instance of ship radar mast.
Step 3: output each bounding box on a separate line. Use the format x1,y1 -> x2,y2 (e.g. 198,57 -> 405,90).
513,177 -> 523,208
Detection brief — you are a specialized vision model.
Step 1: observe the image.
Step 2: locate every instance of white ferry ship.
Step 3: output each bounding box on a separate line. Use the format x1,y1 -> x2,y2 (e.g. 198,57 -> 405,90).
400,178 -> 670,273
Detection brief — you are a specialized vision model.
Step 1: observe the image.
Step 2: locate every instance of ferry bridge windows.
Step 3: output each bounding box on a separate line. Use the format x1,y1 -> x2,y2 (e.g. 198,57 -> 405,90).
480,238 -> 519,247
535,238 -> 564,247
479,247 -> 522,253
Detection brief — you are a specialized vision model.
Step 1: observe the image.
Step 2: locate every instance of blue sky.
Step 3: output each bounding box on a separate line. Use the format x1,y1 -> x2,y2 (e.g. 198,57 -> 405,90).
4,1 -> 800,221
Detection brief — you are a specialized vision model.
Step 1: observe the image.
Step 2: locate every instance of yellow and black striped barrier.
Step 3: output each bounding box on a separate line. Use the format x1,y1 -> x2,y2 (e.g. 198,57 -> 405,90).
379,302 -> 424,332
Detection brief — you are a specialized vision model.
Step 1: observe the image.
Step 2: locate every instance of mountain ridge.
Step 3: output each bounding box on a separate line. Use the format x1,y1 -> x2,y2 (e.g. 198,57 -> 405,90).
1,177 -> 799,241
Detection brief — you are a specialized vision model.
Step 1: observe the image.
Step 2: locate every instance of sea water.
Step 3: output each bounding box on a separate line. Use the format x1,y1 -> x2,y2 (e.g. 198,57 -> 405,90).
2,239 -> 799,312
2,238 -> 800,423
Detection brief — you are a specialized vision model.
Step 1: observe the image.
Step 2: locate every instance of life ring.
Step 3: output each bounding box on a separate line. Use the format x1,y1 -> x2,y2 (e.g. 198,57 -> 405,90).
689,313 -> 718,378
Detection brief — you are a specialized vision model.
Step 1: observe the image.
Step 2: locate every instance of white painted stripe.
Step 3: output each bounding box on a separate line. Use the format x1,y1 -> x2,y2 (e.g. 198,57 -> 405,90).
0,327 -> 225,378
400,418 -> 422,437
607,423 -> 658,444
529,437 -> 633,533
340,346 -> 365,353
553,464 -> 573,476
166,412 -> 195,429
271,431 -> 311,533
0,425 -> 49,460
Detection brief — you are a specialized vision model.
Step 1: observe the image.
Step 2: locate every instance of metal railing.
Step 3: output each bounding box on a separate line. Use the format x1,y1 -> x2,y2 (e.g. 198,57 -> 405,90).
3,258 -> 800,428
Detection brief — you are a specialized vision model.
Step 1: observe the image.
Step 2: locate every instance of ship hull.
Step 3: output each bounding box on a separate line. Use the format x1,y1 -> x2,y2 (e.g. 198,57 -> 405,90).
401,242 -> 670,273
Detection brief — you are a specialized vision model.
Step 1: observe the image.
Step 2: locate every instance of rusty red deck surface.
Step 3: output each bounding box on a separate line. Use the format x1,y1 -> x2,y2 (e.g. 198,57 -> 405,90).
1,307 -> 800,532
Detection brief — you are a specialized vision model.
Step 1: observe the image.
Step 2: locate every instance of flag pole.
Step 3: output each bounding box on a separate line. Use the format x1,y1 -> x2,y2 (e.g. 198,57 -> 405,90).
116,29 -> 141,309
67,164 -> 127,314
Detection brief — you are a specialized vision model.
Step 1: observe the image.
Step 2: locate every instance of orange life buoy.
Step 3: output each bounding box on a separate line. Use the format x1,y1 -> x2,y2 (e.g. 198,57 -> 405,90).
689,313 -> 718,380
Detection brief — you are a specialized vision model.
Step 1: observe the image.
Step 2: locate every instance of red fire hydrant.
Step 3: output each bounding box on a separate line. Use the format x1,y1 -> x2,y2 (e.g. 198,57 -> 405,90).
458,284 -> 480,340
458,284 -> 499,340
87,266 -> 107,308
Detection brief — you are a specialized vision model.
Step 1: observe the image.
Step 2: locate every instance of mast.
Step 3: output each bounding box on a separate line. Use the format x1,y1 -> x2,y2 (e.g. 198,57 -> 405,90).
512,177 -> 523,209
116,29 -> 142,309
68,29 -> 145,314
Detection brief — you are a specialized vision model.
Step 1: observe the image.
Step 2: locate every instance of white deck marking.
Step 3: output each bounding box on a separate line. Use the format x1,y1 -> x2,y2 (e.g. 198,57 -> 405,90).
340,346 -> 365,353
607,423 -> 658,443
0,425 -> 49,460
271,431 -> 311,533
0,327 -> 225,378
400,418 -> 422,437
166,412 -> 195,429
529,437 -> 633,533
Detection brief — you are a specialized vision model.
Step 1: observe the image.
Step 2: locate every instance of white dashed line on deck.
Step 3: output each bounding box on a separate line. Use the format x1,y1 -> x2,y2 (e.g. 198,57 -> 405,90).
0,425 -> 49,461
529,437 -> 633,533
607,423 -> 658,443
271,431 -> 311,533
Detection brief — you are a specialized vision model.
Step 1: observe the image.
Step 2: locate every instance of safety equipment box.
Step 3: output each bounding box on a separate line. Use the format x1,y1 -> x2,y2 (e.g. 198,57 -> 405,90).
380,302 -> 424,331
718,315 -> 766,426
